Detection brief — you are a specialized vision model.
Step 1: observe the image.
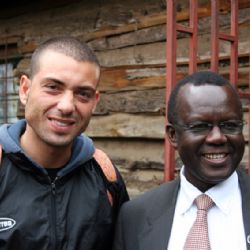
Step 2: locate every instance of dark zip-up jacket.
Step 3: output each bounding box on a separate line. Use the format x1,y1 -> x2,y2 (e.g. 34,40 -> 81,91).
0,120 -> 129,250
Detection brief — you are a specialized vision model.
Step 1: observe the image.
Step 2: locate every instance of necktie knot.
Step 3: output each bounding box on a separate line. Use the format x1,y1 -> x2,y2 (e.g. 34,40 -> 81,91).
195,194 -> 214,211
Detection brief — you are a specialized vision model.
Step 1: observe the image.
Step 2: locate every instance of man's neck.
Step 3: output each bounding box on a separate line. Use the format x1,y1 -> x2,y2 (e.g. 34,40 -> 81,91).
20,129 -> 72,169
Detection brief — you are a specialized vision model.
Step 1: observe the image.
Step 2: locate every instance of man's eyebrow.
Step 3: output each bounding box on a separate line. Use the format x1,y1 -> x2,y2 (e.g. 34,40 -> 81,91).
42,77 -> 65,85
42,78 -> 97,91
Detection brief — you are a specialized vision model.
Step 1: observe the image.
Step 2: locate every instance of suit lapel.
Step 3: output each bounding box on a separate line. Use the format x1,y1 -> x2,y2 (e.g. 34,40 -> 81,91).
138,179 -> 180,250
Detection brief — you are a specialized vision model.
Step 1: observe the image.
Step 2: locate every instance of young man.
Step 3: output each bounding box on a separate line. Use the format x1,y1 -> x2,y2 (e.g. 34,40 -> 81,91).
0,37 -> 129,250
113,71 -> 250,250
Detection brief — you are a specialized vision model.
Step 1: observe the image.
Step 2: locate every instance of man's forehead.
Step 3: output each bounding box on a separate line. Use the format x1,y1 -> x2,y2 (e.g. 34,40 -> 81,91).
176,83 -> 242,114
179,83 -> 228,98
39,49 -> 69,59
176,84 -> 233,110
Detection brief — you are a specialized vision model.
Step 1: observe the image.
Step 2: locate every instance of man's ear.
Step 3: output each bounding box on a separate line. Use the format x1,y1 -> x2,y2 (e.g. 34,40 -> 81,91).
166,124 -> 178,149
19,75 -> 31,105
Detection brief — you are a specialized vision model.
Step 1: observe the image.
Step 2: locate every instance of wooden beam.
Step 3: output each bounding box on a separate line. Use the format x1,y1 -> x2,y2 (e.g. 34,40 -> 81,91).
86,113 -> 165,139
95,88 -> 165,114
83,1 -> 250,42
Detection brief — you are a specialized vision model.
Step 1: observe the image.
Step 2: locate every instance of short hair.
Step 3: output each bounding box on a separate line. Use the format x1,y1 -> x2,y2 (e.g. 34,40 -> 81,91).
30,36 -> 100,78
167,71 -> 242,125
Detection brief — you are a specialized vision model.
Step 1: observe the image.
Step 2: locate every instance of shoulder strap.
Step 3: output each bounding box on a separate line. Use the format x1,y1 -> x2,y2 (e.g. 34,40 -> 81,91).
93,148 -> 117,206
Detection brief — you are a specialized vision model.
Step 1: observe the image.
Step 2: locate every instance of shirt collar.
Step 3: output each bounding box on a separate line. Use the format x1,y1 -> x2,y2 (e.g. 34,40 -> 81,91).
177,166 -> 239,216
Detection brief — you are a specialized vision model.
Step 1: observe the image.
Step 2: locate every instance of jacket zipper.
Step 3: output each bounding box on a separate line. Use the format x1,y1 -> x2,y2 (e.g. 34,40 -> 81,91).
50,177 -> 58,250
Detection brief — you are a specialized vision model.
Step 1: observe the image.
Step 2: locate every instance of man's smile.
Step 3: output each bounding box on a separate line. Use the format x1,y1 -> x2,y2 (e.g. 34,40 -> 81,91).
203,153 -> 227,160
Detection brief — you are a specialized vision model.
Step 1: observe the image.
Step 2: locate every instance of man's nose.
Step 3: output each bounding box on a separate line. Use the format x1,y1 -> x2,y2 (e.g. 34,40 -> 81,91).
205,125 -> 227,144
57,92 -> 75,114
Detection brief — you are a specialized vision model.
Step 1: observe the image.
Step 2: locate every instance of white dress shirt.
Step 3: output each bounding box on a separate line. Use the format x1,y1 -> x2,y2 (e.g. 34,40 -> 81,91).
168,167 -> 246,250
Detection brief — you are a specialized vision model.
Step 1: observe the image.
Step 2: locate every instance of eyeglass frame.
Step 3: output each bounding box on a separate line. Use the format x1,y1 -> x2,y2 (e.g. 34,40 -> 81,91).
172,120 -> 246,136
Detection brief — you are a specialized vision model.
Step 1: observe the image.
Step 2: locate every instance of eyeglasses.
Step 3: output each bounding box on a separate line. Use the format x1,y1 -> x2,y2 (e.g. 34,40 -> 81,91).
174,120 -> 246,135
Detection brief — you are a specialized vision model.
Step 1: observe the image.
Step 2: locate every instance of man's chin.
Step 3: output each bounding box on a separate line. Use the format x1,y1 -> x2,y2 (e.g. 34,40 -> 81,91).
202,173 -> 232,185
44,137 -> 73,148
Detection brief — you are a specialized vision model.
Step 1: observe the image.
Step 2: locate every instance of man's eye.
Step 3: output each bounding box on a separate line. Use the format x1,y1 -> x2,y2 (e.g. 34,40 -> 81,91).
189,123 -> 210,131
222,122 -> 238,130
46,84 -> 59,90
77,90 -> 95,101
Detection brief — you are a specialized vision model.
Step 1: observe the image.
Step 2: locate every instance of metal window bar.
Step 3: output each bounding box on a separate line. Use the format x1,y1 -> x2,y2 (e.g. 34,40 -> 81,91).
165,0 -> 198,181
165,0 -> 239,181
3,39 -> 8,124
239,52 -> 250,174
249,53 -> 250,174
211,0 -> 238,85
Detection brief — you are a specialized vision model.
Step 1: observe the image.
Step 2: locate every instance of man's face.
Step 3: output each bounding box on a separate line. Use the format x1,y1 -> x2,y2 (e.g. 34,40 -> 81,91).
19,50 -> 100,148
167,83 -> 245,191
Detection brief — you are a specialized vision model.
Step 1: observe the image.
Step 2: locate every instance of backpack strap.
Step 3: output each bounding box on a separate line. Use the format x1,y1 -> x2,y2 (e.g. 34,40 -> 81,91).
93,148 -> 117,206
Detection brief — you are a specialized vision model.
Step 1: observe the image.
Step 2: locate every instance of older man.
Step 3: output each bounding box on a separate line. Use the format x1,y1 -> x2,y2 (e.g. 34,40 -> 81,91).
113,71 -> 250,250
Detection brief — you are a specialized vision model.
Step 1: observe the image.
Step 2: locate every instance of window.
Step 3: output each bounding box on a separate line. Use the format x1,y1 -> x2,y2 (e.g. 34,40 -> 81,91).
0,61 -> 19,124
